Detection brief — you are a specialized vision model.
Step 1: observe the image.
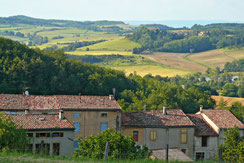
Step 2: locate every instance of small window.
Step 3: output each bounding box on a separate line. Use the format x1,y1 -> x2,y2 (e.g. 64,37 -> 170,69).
196,152 -> 205,160
27,133 -> 33,137
28,144 -> 33,153
133,131 -> 139,142
74,139 -> 79,149
101,122 -> 108,132
36,133 -> 50,138
150,131 -> 157,141
52,132 -> 64,137
74,113 -> 80,118
181,149 -> 186,154
101,113 -> 108,118
53,143 -> 60,155
180,128 -> 187,144
202,136 -> 208,147
74,122 -> 80,133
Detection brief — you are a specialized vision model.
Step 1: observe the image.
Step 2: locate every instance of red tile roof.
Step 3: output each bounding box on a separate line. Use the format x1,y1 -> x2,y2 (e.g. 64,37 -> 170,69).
187,114 -> 218,136
4,114 -> 74,130
201,109 -> 244,129
56,95 -> 121,110
0,94 -> 121,111
122,109 -> 194,128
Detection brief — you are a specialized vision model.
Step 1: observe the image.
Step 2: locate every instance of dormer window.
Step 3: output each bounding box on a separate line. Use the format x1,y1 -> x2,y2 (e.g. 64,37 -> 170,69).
101,113 -> 108,118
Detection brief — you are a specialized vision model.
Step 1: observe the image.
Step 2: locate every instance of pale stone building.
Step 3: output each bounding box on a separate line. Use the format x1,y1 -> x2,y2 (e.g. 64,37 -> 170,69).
122,108 -> 195,158
4,113 -> 74,156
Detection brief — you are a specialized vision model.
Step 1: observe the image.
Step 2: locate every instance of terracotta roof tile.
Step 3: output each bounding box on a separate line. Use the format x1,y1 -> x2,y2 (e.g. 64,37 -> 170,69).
0,94 -> 121,111
4,114 -> 74,130
187,114 -> 218,136
122,109 -> 194,128
201,109 -> 244,129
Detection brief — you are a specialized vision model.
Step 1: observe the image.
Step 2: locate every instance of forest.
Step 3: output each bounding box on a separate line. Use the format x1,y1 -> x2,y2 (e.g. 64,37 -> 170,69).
127,27 -> 244,53
0,36 -> 215,113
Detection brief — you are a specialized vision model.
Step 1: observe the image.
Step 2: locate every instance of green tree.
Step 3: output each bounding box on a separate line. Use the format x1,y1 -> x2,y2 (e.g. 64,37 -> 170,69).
219,127 -> 244,162
74,129 -> 151,160
237,86 -> 244,98
222,83 -> 238,97
0,114 -> 29,153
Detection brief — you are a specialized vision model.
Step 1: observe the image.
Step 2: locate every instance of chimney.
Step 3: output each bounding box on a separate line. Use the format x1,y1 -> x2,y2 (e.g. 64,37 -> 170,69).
25,108 -> 30,115
59,110 -> 64,120
144,104 -> 147,111
163,106 -> 167,115
109,95 -> 114,100
200,105 -> 203,113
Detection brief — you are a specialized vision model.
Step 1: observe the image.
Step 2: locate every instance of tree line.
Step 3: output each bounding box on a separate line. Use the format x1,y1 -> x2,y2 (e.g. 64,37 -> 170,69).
127,27 -> 244,53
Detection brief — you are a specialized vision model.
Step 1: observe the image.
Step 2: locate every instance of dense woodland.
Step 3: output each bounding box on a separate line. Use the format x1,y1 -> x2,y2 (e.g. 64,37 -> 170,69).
128,27 -> 244,53
0,37 -> 216,113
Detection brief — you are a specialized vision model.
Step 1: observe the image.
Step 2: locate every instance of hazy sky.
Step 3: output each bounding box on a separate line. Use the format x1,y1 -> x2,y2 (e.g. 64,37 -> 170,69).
1,0 -> 244,21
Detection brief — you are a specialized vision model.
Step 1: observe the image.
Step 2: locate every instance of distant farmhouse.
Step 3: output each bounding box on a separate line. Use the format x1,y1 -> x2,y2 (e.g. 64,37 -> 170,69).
0,93 -> 243,160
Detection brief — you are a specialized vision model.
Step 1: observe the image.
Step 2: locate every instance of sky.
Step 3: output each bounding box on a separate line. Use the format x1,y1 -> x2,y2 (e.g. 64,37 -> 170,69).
1,0 -> 244,22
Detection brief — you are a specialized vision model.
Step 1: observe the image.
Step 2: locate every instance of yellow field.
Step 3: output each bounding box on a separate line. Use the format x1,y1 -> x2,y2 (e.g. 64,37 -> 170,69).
78,37 -> 141,51
212,96 -> 244,107
66,51 -> 133,56
188,49 -> 244,69
110,65 -> 190,77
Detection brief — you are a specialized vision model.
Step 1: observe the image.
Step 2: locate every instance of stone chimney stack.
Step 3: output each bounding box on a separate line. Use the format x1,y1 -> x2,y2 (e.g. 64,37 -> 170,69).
109,95 -> 114,101
25,108 -> 30,115
200,105 -> 203,113
59,110 -> 64,120
163,106 -> 167,115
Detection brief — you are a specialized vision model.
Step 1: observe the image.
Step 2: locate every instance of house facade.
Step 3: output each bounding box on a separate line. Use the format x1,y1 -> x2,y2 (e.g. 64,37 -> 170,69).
122,109 -> 195,158
4,113 -> 74,156
0,94 -> 122,150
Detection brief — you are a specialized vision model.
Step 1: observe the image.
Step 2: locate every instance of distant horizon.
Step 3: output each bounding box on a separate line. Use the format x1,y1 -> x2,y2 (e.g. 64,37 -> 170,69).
2,15 -> 244,28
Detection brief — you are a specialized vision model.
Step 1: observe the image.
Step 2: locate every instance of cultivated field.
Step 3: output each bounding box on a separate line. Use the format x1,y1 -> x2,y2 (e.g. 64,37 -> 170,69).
212,96 -> 244,107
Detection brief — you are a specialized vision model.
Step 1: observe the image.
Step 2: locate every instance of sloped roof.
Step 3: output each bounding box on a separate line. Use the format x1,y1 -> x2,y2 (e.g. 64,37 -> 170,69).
122,109 -> 194,128
187,114 -> 218,136
56,95 -> 121,110
4,114 -> 74,130
0,94 -> 121,111
201,109 -> 244,129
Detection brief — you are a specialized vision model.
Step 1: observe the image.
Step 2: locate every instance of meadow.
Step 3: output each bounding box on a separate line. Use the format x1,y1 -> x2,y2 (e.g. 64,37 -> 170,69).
1,23 -> 244,77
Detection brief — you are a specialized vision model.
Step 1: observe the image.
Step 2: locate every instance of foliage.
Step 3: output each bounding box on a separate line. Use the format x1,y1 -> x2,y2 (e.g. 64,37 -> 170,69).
74,129 -> 151,160
127,27 -> 244,53
0,113 -> 29,153
219,127 -> 244,162
224,58 -> 244,72
61,40 -> 106,52
222,83 -> 238,97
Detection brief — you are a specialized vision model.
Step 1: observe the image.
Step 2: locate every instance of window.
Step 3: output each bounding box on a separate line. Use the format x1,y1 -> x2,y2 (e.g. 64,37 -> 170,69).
181,149 -> 186,154
180,128 -> 187,144
53,143 -> 60,155
202,136 -> 208,147
101,113 -> 108,118
28,144 -> 33,153
35,143 -> 50,155
74,113 -> 80,118
133,131 -> 139,142
74,139 -> 79,149
101,122 -> 108,132
150,131 -> 157,141
52,132 -> 64,137
27,133 -> 33,137
36,133 -> 50,138
74,122 -> 80,133
195,152 -> 205,160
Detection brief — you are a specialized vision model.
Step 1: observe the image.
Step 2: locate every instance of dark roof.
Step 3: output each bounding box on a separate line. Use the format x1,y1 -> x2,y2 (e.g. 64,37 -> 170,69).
187,114 -> 218,137
122,109 -> 194,128
200,109 -> 244,129
0,94 -> 121,111
4,114 -> 74,130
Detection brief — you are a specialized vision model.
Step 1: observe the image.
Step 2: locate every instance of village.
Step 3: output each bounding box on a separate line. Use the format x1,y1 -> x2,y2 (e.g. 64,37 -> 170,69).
0,91 -> 243,161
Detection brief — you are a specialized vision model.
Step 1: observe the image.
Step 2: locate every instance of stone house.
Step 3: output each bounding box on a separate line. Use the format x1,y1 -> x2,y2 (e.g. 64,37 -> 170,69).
4,113 -> 74,156
187,108 -> 244,160
122,108 -> 195,158
0,94 -> 122,150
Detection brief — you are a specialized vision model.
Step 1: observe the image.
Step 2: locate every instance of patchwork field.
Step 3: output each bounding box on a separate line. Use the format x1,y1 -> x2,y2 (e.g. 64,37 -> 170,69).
142,48 -> 244,73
